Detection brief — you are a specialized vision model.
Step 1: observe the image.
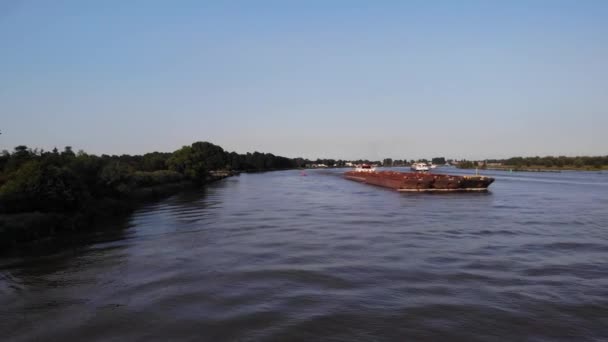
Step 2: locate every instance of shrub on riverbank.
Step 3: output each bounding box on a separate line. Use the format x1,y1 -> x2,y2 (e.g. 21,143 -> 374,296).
456,155 -> 608,170
0,141 -> 307,249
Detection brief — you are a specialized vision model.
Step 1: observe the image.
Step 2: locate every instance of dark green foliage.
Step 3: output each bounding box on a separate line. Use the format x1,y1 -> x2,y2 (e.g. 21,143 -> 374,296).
228,152 -> 241,170
61,146 -> 75,158
4,145 -> 33,173
0,140 -> 300,218
68,153 -> 105,193
250,152 -> 266,170
99,161 -> 133,195
323,159 -> 336,167
167,145 -> 205,181
457,160 -> 476,169
227,150 -> 298,171
432,157 -> 446,165
191,141 -> 227,171
0,160 -> 89,213
141,152 -> 171,171
457,156 -> 608,169
489,156 -> 608,168
294,158 -> 307,168
132,170 -> 184,187
166,141 -> 231,181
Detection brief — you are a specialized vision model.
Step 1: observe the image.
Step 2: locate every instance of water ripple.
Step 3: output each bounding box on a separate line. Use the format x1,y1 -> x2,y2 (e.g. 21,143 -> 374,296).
2,169 -> 608,341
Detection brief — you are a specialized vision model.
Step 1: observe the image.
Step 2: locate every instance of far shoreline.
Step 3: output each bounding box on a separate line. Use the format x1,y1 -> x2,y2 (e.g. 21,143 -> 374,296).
459,165 -> 607,173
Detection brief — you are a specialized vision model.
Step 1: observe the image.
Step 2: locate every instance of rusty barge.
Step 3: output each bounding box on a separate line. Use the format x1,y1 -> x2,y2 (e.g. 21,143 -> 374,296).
344,165 -> 494,192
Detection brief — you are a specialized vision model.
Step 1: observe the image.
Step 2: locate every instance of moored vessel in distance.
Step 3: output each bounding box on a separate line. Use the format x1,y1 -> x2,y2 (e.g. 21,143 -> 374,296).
345,165 -> 494,192
410,162 -> 430,172
354,163 -> 377,172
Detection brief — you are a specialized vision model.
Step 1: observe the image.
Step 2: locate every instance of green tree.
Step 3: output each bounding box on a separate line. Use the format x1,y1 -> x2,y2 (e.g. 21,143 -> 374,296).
228,152 -> 241,170
167,146 -> 193,175
432,157 -> 446,165
99,161 -> 133,194
457,160 -> 475,169
62,146 -> 75,158
193,142 -> 227,170
0,160 -> 89,213
141,152 -> 170,171
167,142 -> 226,182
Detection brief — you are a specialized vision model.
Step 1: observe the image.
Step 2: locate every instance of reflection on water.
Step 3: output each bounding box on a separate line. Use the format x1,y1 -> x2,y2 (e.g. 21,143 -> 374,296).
2,168 -> 608,341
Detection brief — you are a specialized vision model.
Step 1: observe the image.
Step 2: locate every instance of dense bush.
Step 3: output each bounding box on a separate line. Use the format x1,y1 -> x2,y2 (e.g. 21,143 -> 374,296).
0,161 -> 89,213
0,141 -> 304,215
482,156 -> 608,169
455,155 -> 608,169
132,170 -> 184,187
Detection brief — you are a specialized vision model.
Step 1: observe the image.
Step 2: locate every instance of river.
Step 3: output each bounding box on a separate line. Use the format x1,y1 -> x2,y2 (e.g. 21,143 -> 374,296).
2,168 -> 608,341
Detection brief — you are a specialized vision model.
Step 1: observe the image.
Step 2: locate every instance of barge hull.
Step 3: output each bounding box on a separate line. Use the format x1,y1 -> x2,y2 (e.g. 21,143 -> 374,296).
396,187 -> 490,192
344,171 -> 494,192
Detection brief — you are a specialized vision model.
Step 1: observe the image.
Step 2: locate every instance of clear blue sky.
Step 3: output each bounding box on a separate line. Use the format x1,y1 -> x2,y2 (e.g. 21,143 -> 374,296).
1,0 -> 607,160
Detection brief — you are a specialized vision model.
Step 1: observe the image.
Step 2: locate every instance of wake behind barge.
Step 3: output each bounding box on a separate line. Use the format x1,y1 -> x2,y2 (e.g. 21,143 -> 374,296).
344,165 -> 494,192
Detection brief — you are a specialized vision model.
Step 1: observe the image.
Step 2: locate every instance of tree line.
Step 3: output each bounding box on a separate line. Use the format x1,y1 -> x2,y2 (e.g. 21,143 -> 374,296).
456,155 -> 608,169
494,156 -> 608,168
0,141 -> 305,215
381,157 -> 447,166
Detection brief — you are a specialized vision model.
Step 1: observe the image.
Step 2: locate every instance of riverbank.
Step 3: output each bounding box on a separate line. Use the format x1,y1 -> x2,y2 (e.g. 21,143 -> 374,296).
460,165 -> 607,172
0,172 -> 238,253
0,180 -> 191,252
